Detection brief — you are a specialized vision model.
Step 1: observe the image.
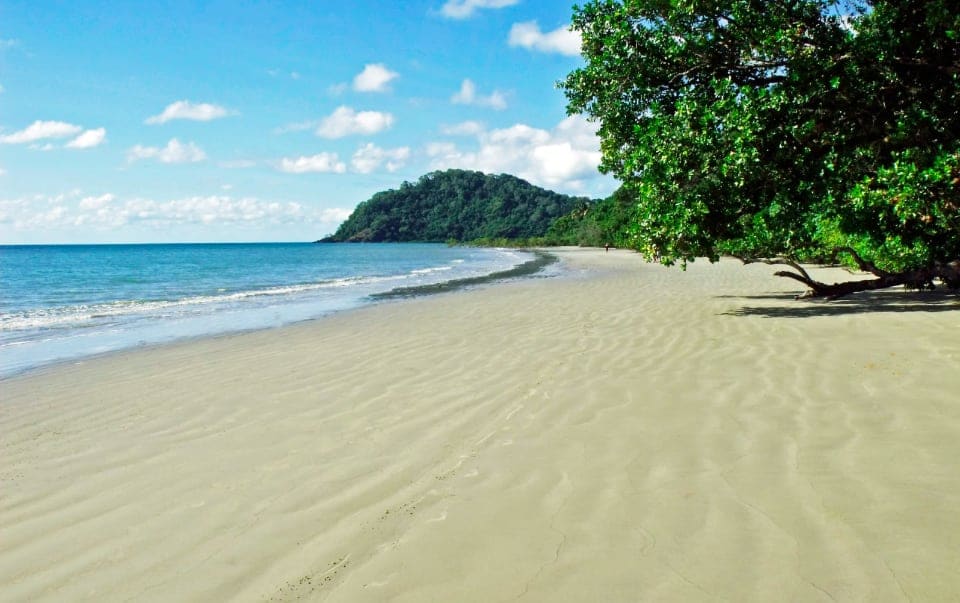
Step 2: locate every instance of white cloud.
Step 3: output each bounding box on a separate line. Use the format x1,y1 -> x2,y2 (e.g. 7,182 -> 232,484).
451,79 -> 507,110
1,193 -> 352,233
278,153 -> 347,174
0,166 -> 6,176
353,63 -> 399,92
440,0 -> 518,19
78,193 -> 116,210
0,120 -> 83,144
441,120 -> 485,136
508,21 -> 582,56
426,142 -> 459,157
315,106 -> 394,138
0,38 -> 17,49
128,138 -> 207,164
65,128 -> 107,149
145,100 -> 234,124
319,207 -> 354,222
426,115 -> 604,190
351,143 -> 411,174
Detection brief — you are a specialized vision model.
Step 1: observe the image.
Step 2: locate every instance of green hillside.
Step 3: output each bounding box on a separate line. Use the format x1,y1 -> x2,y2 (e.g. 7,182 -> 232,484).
320,169 -> 591,243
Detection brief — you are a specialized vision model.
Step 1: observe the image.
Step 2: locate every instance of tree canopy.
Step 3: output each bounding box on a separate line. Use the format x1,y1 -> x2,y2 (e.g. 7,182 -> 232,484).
545,185 -> 637,247
562,0 -> 960,297
320,169 -> 590,243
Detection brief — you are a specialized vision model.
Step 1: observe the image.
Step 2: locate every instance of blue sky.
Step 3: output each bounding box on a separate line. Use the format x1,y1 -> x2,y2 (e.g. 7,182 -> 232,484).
0,0 -> 617,243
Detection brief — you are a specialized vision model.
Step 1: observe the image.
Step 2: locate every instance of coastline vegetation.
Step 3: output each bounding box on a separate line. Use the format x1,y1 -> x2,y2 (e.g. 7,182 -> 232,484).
319,169 -> 589,244
454,186 -> 635,248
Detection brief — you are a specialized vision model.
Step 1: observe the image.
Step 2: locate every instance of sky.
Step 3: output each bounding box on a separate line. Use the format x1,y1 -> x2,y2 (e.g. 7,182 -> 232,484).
0,0 -> 617,244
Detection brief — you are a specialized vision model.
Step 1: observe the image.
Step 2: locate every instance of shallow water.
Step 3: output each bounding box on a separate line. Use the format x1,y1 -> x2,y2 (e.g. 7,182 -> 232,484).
0,242 -> 536,377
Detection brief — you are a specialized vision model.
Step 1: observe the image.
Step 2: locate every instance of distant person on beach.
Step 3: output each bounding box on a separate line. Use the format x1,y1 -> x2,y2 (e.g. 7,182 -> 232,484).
605,243 -> 611,252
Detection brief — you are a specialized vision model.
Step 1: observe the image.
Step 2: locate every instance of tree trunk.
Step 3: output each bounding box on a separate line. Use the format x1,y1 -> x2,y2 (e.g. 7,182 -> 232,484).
739,251 -> 960,300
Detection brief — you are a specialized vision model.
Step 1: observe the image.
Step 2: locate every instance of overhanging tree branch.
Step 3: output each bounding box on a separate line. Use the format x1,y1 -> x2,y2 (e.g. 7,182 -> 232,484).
563,0 -> 960,302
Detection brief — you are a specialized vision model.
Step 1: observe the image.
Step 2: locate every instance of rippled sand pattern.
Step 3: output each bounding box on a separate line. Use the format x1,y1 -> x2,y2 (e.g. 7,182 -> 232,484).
2,250 -> 959,601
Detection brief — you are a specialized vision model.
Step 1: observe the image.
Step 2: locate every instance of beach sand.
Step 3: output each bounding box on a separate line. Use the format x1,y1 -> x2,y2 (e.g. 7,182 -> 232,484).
2,249 -> 959,601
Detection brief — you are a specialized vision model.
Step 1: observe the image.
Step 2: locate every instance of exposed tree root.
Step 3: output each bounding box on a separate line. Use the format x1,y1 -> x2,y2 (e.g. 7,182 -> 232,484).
739,249 -> 960,300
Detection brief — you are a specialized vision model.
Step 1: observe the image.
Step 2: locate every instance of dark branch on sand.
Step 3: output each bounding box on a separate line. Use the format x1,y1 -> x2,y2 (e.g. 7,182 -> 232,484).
739,256 -> 814,283
738,255 -> 960,300
830,246 -> 892,278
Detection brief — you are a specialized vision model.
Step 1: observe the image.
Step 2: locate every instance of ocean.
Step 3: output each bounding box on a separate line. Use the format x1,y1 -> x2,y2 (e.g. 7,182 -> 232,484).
0,243 -> 547,378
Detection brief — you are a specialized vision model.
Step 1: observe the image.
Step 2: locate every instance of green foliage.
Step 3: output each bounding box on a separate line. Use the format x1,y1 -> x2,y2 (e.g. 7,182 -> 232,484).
562,0 -> 960,273
459,236 -> 551,248
321,170 -> 590,243
545,185 -> 636,246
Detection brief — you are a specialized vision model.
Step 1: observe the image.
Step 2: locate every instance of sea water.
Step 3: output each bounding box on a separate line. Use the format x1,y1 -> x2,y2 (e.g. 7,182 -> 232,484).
0,243 -> 540,378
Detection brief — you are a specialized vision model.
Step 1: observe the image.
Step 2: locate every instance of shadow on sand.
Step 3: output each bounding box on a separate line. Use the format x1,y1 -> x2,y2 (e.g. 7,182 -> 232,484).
719,290 -> 960,318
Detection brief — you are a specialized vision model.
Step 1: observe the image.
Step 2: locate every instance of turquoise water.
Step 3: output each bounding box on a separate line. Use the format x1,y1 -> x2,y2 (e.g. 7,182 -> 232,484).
0,243 -> 536,377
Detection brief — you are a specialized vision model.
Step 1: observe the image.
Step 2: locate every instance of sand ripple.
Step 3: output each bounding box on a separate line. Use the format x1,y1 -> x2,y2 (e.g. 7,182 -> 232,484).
2,250 -> 959,601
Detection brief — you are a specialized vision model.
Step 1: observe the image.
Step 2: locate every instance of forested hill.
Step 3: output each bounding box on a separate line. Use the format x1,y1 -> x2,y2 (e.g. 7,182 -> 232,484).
319,170 -> 591,243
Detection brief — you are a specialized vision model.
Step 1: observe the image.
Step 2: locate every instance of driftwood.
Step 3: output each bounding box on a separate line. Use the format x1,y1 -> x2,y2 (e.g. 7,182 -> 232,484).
740,248 -> 960,299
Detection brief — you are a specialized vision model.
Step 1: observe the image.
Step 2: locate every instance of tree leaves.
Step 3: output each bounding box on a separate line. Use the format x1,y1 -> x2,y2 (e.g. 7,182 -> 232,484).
562,0 -> 960,278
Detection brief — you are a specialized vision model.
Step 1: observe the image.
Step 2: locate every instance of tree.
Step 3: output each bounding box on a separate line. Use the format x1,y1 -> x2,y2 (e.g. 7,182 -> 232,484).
562,0 -> 960,298
546,185 -> 637,246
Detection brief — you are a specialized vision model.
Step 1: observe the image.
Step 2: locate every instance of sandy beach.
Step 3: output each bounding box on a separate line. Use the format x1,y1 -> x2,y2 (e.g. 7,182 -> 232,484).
2,248 -> 959,602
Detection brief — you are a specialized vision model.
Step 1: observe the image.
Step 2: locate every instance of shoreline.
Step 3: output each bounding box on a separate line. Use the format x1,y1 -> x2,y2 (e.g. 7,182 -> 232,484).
3,249 -> 959,601
1,246 -> 552,382
372,249 -> 558,299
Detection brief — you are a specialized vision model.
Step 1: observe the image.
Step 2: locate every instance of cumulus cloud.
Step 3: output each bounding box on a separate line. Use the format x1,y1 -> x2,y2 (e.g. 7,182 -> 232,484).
78,193 -> 116,210
353,63 -> 399,92
320,207 -> 354,222
351,143 -> 411,174
426,115 -> 604,191
128,139 -> 207,164
278,153 -> 347,174
441,120 -> 485,136
2,202 -> 70,229
145,100 -> 234,124
65,128 -> 107,149
440,0 -> 518,19
508,21 -> 582,56
0,192 -> 352,235
0,120 -> 83,144
316,106 -> 394,138
450,79 -> 507,110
